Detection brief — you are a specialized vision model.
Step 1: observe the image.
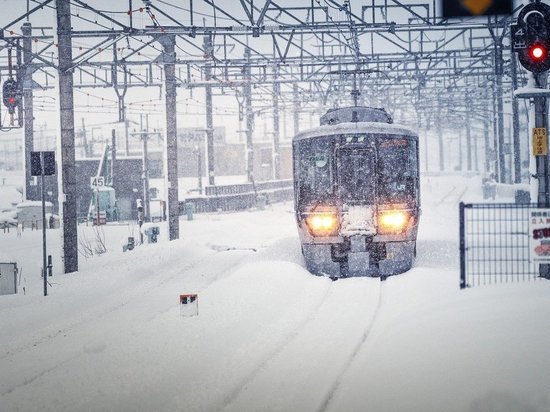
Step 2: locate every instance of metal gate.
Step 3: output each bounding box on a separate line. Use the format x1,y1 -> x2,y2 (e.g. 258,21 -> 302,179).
459,202 -> 547,289
0,262 -> 18,295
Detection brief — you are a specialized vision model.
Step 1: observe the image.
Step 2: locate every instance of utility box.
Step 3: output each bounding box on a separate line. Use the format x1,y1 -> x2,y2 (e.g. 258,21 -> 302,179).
122,236 -> 135,252
256,195 -> 267,210
515,189 -> 530,204
142,224 -> 160,243
0,262 -> 18,295
185,202 -> 194,221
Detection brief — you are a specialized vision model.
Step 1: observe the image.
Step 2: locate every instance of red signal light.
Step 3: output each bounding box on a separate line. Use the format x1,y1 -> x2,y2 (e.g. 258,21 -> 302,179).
7,96 -> 15,105
530,44 -> 547,61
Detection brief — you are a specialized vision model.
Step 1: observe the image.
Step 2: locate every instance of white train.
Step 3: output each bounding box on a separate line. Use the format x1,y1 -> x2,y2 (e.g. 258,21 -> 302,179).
293,106 -> 420,279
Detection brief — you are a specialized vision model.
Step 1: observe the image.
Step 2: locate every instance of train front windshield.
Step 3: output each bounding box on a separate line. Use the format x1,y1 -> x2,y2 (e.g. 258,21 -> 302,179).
377,138 -> 418,204
336,148 -> 375,204
295,134 -> 418,206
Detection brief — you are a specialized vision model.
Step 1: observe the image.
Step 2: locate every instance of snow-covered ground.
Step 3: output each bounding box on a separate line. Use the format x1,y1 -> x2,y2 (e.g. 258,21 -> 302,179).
0,173 -> 549,412
0,170 -> 24,210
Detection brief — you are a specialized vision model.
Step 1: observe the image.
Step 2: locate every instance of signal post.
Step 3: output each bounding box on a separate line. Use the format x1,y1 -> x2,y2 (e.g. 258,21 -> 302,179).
513,0 -> 550,277
512,1 -> 550,204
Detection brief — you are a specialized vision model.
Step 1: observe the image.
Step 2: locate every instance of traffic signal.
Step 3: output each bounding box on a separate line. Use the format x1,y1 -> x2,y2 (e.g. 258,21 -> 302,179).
2,78 -> 20,113
512,2 -> 550,73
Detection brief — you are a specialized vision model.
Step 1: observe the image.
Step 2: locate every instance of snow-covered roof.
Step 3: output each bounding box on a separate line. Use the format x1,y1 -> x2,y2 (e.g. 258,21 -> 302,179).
16,200 -> 53,208
0,186 -> 23,211
94,186 -> 115,192
293,121 -> 418,142
0,209 -> 17,223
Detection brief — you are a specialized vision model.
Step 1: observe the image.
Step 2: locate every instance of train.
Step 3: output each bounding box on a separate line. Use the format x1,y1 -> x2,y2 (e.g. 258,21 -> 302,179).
292,106 -> 420,279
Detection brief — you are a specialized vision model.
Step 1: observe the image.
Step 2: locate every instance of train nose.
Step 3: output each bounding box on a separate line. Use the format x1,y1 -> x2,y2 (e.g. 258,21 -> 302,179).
340,205 -> 376,236
347,235 -> 371,276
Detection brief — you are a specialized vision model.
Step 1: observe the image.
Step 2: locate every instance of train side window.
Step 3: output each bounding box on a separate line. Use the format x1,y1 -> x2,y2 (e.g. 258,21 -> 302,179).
296,138 -> 334,201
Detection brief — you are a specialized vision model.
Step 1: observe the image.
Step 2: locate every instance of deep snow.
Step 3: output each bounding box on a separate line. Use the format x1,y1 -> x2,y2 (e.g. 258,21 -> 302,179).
0,173 -> 549,412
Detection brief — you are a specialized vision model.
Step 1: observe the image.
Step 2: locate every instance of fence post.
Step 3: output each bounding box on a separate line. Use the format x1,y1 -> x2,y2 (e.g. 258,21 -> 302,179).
459,202 -> 467,289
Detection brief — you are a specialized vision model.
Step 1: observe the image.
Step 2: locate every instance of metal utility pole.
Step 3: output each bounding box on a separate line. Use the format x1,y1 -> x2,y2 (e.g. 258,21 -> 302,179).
31,150 -> 55,295
40,154 -> 47,296
197,144 -> 203,195
125,117 -> 130,156
481,88 -> 491,174
511,52 -> 522,183
494,36 -> 507,182
293,84 -> 300,137
204,34 -> 215,186
415,110 -> 428,173
110,128 -> 117,199
158,35 -> 179,241
22,22 -> 35,202
272,64 -> 281,180
533,75 -> 550,280
81,118 -> 90,157
140,114 -> 150,222
465,94 -> 472,171
437,95 -> 444,172
483,116 -> 490,173
515,74 -> 550,278
492,82 -> 499,179
56,0 -> 78,273
534,74 -> 549,205
458,129 -> 463,171
244,47 -> 254,183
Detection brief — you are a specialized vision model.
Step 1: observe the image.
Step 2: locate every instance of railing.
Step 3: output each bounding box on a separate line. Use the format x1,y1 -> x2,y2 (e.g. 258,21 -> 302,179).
459,202 -> 548,289
181,180 -> 294,214
203,179 -> 293,196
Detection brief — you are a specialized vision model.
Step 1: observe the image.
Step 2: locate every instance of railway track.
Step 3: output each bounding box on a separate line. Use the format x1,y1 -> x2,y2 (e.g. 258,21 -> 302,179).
222,277 -> 384,412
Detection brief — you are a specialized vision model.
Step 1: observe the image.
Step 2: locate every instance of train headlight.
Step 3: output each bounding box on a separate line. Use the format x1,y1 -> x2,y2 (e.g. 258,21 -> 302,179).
305,212 -> 339,237
377,210 -> 410,234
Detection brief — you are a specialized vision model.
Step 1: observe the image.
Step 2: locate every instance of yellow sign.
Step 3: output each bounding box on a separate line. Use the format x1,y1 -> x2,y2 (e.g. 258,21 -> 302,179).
533,127 -> 548,156
461,0 -> 492,16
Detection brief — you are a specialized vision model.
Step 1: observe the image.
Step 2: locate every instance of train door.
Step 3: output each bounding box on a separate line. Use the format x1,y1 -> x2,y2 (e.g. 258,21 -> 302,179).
336,147 -> 376,205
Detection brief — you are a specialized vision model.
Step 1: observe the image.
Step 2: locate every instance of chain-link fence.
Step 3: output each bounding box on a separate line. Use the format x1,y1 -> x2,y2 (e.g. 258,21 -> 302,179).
459,202 -> 549,289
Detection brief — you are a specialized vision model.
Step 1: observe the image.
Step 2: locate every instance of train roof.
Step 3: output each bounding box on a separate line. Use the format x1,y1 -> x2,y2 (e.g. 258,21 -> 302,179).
320,106 -> 392,124
292,121 -> 418,142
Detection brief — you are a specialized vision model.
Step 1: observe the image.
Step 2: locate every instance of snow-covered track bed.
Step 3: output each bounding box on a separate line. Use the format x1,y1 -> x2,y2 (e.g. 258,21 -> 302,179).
222,277 -> 382,412
0,247 -> 254,401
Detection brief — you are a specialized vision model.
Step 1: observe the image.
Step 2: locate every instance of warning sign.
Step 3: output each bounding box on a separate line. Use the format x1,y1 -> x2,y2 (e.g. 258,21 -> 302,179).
533,128 -> 548,156
180,293 -> 199,317
529,209 -> 550,263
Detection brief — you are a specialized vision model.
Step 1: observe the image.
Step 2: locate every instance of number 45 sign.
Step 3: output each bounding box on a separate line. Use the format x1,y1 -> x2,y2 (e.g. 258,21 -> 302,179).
90,176 -> 105,189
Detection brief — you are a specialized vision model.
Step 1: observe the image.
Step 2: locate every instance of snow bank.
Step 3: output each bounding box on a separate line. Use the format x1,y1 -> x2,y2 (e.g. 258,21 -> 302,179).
0,175 -> 549,412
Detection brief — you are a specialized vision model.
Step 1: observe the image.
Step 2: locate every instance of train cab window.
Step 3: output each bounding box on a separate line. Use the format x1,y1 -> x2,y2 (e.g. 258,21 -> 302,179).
336,148 -> 375,204
378,138 -> 417,204
295,138 -> 334,201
